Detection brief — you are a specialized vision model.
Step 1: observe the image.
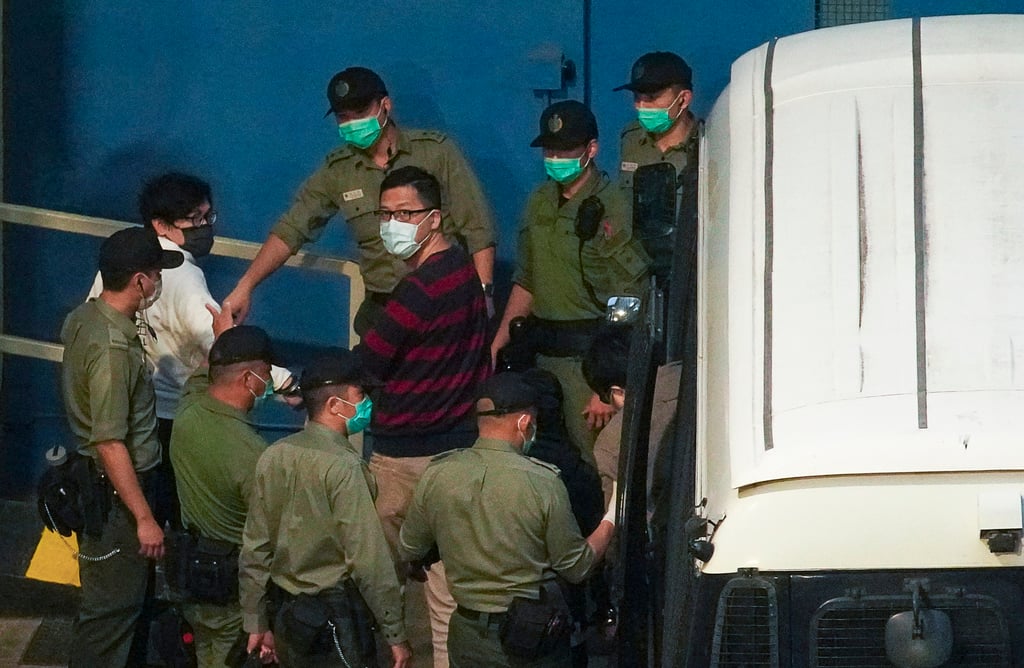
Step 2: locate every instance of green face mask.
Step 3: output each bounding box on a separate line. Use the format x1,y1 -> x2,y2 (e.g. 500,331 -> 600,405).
544,153 -> 591,184
248,370 -> 274,404
636,92 -> 684,134
338,106 -> 386,149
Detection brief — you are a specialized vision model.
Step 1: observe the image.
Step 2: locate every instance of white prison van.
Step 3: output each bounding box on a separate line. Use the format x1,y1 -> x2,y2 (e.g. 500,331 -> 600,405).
621,14 -> 1024,667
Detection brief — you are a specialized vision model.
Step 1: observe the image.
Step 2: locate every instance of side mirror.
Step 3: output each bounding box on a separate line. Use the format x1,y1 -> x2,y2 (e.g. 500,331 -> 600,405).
606,296 -> 641,324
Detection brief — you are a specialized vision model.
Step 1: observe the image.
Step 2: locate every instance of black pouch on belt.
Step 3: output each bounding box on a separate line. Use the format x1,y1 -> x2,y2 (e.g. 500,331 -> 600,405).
166,531 -> 239,605
499,580 -> 572,660
277,594 -> 331,655
319,582 -> 377,663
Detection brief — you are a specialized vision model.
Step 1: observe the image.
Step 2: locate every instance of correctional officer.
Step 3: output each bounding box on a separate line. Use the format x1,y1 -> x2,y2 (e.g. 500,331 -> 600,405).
615,52 -> 700,280
399,372 -> 616,667
61,226 -> 183,667
224,66 -> 497,333
239,350 -> 412,667
170,325 -> 276,667
491,100 -> 649,463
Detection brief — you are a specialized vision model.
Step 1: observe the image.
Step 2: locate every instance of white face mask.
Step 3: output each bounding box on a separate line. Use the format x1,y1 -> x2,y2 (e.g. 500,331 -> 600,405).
379,210 -> 435,260
139,275 -> 162,310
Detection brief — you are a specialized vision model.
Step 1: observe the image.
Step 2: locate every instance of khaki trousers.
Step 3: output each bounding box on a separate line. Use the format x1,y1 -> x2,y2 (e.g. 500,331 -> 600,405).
370,452 -> 457,668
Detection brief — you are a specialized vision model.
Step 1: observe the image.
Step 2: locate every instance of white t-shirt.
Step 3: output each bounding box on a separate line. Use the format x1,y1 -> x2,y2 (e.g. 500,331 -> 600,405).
89,236 -> 291,419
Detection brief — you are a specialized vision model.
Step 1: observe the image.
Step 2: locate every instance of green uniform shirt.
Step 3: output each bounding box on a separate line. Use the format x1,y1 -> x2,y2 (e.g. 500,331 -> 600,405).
271,128 -> 496,294
513,171 -> 649,321
60,299 -> 160,472
399,437 -> 596,613
617,116 -> 700,207
238,422 -> 405,644
170,373 -> 266,545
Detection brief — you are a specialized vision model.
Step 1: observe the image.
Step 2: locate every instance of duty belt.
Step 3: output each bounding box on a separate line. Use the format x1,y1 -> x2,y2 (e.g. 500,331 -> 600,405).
456,605 -> 507,626
530,317 -> 602,358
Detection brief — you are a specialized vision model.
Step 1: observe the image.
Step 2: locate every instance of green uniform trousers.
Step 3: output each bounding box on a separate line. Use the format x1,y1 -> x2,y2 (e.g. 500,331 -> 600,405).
448,609 -> 571,668
69,501 -> 150,668
536,354 -> 598,468
182,602 -> 242,668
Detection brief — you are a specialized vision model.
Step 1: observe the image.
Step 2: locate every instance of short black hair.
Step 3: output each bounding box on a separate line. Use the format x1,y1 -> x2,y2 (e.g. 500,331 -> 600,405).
582,326 -> 633,400
138,172 -> 212,226
303,384 -> 356,420
379,165 -> 441,210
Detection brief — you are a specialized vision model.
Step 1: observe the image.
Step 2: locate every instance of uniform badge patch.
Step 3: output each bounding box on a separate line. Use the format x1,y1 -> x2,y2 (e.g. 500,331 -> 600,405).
602,220 -> 614,239
621,161 -> 639,173
548,114 -> 563,134
342,189 -> 364,202
335,81 -> 350,99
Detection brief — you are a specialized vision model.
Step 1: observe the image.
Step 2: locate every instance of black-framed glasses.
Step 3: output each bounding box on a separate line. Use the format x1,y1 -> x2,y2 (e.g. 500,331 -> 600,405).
176,210 -> 217,228
374,208 -> 433,223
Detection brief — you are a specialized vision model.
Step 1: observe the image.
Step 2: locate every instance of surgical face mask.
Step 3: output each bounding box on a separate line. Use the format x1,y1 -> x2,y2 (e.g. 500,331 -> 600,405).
180,224 -> 215,258
248,370 -> 274,403
636,92 -> 685,134
138,274 -> 162,310
338,105 -> 388,149
517,414 -> 538,455
336,395 -> 373,435
544,152 -> 591,184
380,210 -> 435,259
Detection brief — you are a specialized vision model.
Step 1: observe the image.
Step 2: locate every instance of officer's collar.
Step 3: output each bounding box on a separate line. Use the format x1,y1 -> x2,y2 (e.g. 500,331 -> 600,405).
93,297 -> 140,340
640,113 -> 700,154
304,420 -> 359,455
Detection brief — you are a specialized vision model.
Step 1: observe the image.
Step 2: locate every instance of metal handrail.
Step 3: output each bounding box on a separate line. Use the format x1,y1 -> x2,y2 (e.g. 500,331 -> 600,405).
0,202 -> 364,365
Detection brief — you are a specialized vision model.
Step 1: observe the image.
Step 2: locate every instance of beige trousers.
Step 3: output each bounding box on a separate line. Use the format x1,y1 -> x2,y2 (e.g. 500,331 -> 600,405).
370,452 -> 457,668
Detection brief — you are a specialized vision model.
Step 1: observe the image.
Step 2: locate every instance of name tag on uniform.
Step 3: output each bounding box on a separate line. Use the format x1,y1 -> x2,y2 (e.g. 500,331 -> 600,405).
620,161 -> 639,173
342,188 -> 365,202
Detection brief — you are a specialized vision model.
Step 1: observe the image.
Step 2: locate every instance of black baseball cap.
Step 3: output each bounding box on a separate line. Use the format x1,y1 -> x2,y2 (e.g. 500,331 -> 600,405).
301,349 -> 367,390
325,67 -> 388,116
209,326 -> 278,367
614,52 -> 693,93
530,100 -> 598,150
98,226 -> 183,276
476,372 -> 539,416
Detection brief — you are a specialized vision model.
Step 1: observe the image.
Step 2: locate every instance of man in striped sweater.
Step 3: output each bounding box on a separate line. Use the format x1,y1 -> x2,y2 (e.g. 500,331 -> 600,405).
356,165 -> 490,667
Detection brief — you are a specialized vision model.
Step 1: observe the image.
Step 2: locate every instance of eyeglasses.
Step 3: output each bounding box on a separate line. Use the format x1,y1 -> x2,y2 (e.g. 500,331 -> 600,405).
175,210 -> 217,229
373,208 -> 433,223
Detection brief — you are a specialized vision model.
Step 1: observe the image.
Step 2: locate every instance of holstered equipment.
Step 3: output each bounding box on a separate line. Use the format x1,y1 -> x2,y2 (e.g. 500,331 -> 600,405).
272,580 -> 377,665
499,579 -> 573,660
165,530 -> 239,605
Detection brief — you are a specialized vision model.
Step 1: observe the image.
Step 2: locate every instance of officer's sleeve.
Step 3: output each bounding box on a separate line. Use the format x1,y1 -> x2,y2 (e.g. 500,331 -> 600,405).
235,430 -> 267,522
328,459 -> 407,645
543,476 -> 597,584
398,469 -> 434,563
436,137 -> 496,254
84,337 -> 132,446
269,161 -> 341,253
239,465 -> 274,633
581,197 -> 650,302
511,207 -> 535,293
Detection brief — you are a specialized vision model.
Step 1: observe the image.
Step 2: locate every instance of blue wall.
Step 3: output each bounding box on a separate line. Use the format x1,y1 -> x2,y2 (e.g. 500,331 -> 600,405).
4,1 -> 1024,494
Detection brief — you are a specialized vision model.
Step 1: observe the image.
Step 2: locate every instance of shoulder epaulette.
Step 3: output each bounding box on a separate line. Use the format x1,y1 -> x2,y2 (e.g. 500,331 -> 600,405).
430,448 -> 465,463
108,325 -> 130,350
409,129 -> 448,144
526,457 -> 561,476
325,144 -> 354,167
620,120 -> 644,138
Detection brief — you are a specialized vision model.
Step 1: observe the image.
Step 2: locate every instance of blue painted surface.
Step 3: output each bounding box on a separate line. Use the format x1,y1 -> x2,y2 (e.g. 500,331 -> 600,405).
3,1 -> 1024,493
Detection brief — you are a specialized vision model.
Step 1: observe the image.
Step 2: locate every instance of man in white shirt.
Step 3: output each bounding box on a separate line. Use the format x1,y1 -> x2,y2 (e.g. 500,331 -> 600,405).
88,173 -> 293,528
